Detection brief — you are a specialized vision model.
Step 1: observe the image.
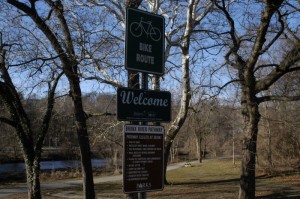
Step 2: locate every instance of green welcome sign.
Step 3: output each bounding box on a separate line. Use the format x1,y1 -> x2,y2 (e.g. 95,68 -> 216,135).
117,87 -> 171,122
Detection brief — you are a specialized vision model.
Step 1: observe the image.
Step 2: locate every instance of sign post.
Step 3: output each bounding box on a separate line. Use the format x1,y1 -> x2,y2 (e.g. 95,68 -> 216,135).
122,8 -> 167,198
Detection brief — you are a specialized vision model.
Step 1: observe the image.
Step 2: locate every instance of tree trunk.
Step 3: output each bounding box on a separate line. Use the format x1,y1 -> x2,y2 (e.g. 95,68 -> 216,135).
239,88 -> 260,199
170,146 -> 174,162
22,150 -> 42,199
203,144 -> 207,159
163,58 -> 191,184
233,131 -> 235,165
113,148 -> 120,174
163,0 -> 203,184
264,104 -> 273,166
163,142 -> 172,184
198,137 -> 202,163
69,77 -> 95,199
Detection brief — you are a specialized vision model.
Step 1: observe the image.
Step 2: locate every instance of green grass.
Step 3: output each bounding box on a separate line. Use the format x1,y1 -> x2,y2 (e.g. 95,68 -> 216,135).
147,159 -> 241,199
167,159 -> 240,184
92,159 -> 242,199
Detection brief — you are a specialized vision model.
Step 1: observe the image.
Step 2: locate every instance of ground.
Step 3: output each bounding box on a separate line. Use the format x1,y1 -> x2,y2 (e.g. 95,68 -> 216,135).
1,159 -> 300,199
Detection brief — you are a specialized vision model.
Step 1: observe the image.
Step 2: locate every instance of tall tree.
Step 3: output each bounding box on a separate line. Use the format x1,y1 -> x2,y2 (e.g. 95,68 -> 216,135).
163,0 -> 215,183
0,33 -> 62,199
189,98 -> 217,163
6,1 -> 96,198
211,1 -> 300,198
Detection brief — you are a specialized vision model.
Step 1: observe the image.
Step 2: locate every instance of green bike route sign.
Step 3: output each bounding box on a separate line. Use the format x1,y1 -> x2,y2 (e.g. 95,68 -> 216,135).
125,8 -> 165,75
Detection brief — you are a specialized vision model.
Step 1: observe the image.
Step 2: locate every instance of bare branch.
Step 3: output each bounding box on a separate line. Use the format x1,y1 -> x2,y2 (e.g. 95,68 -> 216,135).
258,95 -> 300,103
35,71 -> 64,151
254,63 -> 279,73
7,0 -> 70,70
0,117 -> 16,127
255,41 -> 300,92
82,75 -> 123,88
215,0 -> 245,67
259,10 -> 284,55
202,79 -> 242,96
86,112 -> 116,118
8,55 -> 62,67
247,1 -> 283,70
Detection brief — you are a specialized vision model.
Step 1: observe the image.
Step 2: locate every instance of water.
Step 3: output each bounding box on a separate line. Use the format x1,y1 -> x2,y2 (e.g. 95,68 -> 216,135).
0,159 -> 106,174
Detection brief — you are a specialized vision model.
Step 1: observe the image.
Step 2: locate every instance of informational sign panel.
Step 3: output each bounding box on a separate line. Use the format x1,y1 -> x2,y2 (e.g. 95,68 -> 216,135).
117,87 -> 171,122
125,8 -> 165,75
123,125 -> 164,193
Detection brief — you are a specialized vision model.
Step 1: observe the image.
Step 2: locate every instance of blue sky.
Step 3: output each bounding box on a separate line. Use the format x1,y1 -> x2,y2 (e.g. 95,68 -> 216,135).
1,1 -> 299,101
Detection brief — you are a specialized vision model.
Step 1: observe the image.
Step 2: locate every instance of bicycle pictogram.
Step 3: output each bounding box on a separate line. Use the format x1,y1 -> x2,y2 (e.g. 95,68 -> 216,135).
129,17 -> 161,42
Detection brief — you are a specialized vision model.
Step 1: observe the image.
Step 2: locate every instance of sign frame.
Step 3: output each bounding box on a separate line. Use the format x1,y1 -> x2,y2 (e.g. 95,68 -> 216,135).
123,125 -> 164,193
125,8 -> 165,75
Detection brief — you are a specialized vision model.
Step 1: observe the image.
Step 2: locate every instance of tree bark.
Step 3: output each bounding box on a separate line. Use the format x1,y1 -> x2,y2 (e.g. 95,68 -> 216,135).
23,157 -> 42,199
164,45 -> 191,184
264,104 -> 273,166
198,137 -> 203,163
239,85 -> 260,199
68,73 -> 95,199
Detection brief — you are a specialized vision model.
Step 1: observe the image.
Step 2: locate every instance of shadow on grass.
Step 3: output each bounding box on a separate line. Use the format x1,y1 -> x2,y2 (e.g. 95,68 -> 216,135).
0,172 -> 26,183
169,178 -> 300,199
169,178 -> 240,186
256,184 -> 300,199
257,193 -> 300,199
258,196 -> 300,199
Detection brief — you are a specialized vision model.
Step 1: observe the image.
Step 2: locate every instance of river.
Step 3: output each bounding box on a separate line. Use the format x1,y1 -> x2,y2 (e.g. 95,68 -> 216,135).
0,159 -> 107,174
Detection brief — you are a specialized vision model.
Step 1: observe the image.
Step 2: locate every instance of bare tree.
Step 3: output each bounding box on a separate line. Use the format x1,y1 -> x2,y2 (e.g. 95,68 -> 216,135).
189,98 -> 216,163
5,1 -> 98,198
0,33 -> 62,199
259,98 -> 300,169
163,0 -> 215,183
210,1 -> 300,198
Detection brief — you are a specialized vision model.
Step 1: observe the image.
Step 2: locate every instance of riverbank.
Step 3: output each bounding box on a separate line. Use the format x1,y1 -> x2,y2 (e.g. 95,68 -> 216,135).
0,165 -> 116,184
0,158 -> 107,177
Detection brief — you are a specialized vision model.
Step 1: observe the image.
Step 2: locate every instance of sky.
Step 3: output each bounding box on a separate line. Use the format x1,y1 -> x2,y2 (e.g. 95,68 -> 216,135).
1,1 -> 299,101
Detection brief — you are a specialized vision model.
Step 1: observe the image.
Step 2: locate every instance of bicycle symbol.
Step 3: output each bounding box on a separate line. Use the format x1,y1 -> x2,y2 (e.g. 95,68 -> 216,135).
129,17 -> 162,42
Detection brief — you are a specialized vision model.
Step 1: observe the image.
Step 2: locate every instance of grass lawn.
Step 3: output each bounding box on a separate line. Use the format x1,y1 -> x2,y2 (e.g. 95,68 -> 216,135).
4,159 -> 300,198
148,159 -> 241,199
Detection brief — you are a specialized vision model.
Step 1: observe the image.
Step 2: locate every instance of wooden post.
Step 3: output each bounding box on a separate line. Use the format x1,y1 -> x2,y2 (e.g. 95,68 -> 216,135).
140,72 -> 148,199
126,71 -> 140,199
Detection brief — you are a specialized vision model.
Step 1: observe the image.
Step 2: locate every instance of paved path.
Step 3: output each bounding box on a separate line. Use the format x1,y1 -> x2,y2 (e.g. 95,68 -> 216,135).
0,162 -> 188,198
